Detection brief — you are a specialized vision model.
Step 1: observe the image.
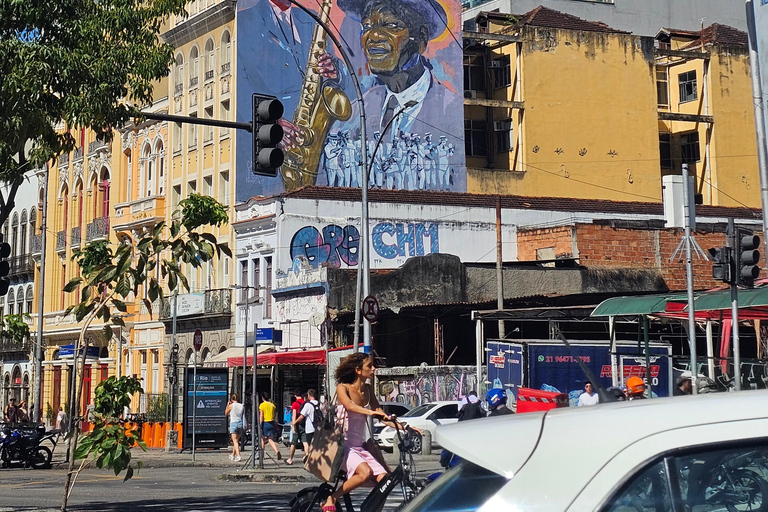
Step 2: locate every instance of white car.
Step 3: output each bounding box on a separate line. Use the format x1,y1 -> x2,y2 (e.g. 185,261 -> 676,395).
375,401 -> 461,452
403,391 -> 768,511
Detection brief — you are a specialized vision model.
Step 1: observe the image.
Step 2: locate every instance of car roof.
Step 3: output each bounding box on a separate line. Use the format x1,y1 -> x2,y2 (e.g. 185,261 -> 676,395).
437,391 -> 768,480
379,401 -> 411,408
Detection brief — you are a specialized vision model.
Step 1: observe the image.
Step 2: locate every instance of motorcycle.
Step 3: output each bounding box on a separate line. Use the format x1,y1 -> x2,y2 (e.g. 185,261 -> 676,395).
0,424 -> 55,469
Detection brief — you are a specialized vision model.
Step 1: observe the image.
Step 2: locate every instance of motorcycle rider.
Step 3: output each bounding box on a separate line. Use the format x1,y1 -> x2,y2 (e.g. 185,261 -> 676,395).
486,388 -> 514,416
625,376 -> 647,400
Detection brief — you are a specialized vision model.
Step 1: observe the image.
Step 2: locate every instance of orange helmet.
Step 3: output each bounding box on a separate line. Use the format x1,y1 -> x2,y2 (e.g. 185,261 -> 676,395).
626,376 -> 646,396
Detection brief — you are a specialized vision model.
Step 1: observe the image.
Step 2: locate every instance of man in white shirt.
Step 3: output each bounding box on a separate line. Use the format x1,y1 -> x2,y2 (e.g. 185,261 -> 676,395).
292,388 -> 319,464
577,382 -> 600,406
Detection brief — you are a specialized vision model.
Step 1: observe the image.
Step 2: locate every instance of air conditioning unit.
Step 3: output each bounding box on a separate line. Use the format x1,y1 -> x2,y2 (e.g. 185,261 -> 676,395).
464,90 -> 478,100
493,120 -> 512,131
489,60 -> 501,68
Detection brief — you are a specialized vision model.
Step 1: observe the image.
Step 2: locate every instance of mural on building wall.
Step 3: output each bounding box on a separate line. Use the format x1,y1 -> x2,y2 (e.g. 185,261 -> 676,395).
376,366 -> 477,407
290,221 -> 439,268
236,0 -> 465,200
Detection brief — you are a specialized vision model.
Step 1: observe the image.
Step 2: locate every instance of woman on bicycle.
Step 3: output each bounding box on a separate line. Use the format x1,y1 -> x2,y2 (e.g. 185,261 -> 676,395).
323,352 -> 392,512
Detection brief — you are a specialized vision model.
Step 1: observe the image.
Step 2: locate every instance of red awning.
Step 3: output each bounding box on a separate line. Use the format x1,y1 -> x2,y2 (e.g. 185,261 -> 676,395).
228,348 -> 326,367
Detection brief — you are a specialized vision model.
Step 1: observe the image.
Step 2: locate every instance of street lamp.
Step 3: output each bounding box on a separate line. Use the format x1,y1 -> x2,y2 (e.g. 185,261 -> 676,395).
230,284 -> 265,469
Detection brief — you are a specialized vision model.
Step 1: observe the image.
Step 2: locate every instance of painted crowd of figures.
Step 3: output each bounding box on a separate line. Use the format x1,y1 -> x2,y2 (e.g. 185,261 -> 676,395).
323,130 -> 455,191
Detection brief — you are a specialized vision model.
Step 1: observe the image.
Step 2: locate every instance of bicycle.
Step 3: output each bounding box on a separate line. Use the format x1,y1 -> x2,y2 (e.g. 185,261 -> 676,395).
290,419 -> 424,512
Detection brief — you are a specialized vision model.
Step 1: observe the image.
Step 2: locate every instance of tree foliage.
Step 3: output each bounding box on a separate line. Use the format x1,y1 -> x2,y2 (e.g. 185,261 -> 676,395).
1,313 -> 30,344
75,376 -> 147,481
61,195 -> 230,508
0,0 -> 187,220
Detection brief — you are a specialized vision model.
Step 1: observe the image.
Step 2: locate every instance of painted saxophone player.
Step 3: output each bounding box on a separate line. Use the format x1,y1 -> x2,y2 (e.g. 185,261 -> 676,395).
237,0 -> 349,192
330,0 -> 464,191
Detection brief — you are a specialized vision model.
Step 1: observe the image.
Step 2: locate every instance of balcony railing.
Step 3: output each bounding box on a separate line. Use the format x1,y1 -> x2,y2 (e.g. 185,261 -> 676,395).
58,153 -> 69,169
9,254 -> 34,277
86,216 -> 110,241
220,62 -> 230,75
56,230 -> 66,251
158,288 -> 232,319
205,69 -> 214,81
73,147 -> 84,161
71,226 -> 81,247
174,83 -> 183,96
0,337 -> 31,355
189,76 -> 198,87
31,234 -> 42,255
88,139 -> 107,154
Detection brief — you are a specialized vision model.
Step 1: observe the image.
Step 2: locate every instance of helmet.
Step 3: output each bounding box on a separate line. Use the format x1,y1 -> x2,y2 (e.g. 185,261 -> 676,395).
626,376 -> 646,396
485,388 -> 507,408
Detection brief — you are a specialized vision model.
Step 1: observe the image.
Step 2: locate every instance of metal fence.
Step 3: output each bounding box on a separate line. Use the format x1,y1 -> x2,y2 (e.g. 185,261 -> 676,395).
139,393 -> 170,422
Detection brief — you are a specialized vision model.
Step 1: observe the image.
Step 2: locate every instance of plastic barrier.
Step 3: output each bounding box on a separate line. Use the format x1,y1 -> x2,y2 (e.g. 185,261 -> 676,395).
516,387 -> 569,414
153,422 -> 166,449
142,422 -> 155,448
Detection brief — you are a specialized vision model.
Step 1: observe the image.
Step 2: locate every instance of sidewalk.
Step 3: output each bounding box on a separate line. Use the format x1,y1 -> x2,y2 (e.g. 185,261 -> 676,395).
49,440 -> 444,483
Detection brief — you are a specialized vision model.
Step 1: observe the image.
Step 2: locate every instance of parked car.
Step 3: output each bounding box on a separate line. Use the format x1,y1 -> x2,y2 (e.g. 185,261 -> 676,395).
372,402 -> 412,447
376,401 -> 461,452
402,391 -> 768,512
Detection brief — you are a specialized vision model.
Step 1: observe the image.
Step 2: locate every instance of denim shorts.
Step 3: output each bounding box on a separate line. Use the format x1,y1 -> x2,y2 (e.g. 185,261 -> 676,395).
229,420 -> 243,434
261,421 -> 276,438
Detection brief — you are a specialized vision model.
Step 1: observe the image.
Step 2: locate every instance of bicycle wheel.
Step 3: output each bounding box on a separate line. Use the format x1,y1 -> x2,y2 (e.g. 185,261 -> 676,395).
28,446 -> 52,469
290,486 -> 324,512
724,469 -> 768,512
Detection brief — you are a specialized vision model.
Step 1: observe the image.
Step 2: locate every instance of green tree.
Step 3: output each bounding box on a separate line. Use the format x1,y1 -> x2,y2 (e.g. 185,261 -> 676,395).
61,195 -> 230,511
1,313 -> 31,344
0,0 -> 187,224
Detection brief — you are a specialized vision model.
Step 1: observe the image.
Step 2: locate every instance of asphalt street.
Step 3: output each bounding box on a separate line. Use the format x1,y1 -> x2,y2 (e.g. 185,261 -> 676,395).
0,442 -> 442,511
0,466 -> 420,511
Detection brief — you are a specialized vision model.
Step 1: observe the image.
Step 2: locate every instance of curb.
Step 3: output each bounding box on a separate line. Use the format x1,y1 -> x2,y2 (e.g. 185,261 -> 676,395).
219,472 -> 312,483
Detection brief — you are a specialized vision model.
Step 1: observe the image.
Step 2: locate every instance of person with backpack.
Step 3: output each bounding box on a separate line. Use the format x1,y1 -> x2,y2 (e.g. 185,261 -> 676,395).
288,388 -> 321,465
457,391 -> 485,421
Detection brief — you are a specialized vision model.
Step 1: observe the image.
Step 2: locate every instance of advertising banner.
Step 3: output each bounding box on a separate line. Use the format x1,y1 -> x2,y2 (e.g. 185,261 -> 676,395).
184,368 -> 229,449
527,343 -> 672,402
236,0 -> 466,200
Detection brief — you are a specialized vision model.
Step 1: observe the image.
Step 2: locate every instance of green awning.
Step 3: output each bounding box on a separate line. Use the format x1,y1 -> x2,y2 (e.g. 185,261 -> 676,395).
691,287 -> 768,311
591,295 -> 671,317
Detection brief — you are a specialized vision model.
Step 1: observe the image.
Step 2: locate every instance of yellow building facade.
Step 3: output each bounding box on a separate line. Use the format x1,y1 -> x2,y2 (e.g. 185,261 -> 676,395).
465,8 -> 761,208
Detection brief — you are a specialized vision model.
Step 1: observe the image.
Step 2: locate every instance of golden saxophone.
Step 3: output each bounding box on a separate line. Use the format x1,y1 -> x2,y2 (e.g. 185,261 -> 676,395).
281,0 -> 352,192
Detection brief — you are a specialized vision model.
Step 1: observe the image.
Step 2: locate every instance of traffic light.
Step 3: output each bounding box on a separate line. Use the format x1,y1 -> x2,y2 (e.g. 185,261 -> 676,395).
736,228 -> 761,287
0,234 -> 10,296
252,93 -> 284,177
709,246 -> 733,284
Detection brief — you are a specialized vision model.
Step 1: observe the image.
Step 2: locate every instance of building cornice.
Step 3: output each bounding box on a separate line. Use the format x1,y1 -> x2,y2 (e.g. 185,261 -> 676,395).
162,1 -> 235,48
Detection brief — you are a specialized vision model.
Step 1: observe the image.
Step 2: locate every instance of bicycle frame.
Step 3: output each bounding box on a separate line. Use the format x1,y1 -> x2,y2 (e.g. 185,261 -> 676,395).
291,420 -> 420,512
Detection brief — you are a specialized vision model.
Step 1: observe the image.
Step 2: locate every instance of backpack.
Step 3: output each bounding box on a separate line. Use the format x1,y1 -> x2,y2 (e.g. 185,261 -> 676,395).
308,400 -> 324,429
458,401 -> 485,421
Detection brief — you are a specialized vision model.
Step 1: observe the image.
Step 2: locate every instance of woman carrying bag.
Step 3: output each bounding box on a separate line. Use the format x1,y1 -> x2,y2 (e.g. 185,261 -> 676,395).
320,352 -> 394,512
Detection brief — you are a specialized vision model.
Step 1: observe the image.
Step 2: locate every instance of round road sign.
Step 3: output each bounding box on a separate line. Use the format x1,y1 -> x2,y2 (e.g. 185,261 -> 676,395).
362,295 -> 379,322
193,329 -> 203,351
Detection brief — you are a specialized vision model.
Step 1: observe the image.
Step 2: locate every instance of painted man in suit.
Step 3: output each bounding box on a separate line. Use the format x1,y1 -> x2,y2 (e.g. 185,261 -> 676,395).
337,0 -> 460,191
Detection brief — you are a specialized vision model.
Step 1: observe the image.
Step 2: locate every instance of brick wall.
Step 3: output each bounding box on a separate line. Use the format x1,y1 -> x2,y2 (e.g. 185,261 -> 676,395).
517,223 -> 729,292
517,226 -> 574,261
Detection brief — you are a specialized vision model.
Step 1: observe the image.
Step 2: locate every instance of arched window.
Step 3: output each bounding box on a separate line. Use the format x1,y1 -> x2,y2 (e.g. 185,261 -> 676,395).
142,143 -> 152,197
100,168 -> 110,218
219,345 -> 227,355
155,140 -> 165,196
29,207 -> 36,235
25,287 -> 32,315
189,47 -> 199,88
174,54 -> 184,95
204,39 -> 215,81
220,31 -> 231,75
201,347 -> 210,364
11,213 -> 18,257
186,349 -> 195,367
7,289 -> 14,314
75,179 -> 84,232
19,210 -> 27,256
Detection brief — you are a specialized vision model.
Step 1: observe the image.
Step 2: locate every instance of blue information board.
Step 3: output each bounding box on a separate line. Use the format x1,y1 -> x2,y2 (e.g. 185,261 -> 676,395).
184,368 -> 229,449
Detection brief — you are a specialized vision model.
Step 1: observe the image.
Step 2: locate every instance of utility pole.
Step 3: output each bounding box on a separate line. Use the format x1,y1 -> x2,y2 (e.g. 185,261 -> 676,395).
728,219 -> 742,391
33,165 -> 48,423
496,196 -> 505,339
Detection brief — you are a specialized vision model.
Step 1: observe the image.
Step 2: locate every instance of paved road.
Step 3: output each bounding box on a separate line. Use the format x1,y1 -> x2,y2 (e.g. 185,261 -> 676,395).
0,465 -> 422,511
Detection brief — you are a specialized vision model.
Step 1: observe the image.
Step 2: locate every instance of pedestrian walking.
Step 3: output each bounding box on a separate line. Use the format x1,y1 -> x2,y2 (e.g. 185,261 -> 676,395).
225,394 -> 245,462
259,393 -> 282,460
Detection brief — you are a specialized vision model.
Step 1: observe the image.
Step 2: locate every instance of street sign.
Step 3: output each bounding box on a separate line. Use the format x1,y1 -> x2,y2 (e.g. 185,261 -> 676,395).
362,295 -> 379,322
193,329 -> 203,351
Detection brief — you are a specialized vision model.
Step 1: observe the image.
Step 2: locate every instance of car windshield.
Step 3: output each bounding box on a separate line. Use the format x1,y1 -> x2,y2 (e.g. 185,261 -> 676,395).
401,459 -> 508,512
402,404 -> 434,418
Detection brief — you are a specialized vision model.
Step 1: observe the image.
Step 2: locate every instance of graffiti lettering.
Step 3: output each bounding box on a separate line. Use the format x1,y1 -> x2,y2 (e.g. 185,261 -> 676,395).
291,222 -> 439,268
371,222 -> 439,259
376,368 -> 477,408
290,225 -> 359,267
